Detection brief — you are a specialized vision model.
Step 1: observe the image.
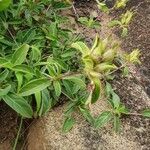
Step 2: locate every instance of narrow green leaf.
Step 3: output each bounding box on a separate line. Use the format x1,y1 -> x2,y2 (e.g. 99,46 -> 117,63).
0,85 -> 11,96
64,102 -> 75,117
0,69 -> 9,82
2,93 -> 33,118
62,117 -> 75,133
91,78 -> 101,103
53,80 -> 61,97
38,89 -> 51,116
19,78 -> 51,96
79,107 -> 95,125
35,92 -> 42,114
15,72 -> 23,91
113,115 -> 121,133
11,44 -> 30,65
94,111 -> 112,128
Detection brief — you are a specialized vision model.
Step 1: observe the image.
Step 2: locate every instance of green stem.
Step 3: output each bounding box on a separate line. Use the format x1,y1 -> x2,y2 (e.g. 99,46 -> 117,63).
13,117 -> 23,150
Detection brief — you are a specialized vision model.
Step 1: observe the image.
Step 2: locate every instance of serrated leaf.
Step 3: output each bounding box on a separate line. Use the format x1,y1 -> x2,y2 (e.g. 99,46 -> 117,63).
12,64 -> 34,74
94,111 -> 112,128
95,63 -> 117,73
2,93 -> 33,118
62,117 -> 75,133
53,80 -> 61,97
19,78 -> 51,96
63,76 -> 86,88
71,42 -> 90,56
11,44 -> 30,65
91,35 -> 99,51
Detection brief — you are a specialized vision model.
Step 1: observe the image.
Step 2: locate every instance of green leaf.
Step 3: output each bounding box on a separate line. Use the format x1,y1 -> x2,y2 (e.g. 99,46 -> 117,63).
141,109 -> 150,118
0,69 -> 9,83
19,78 -> 51,96
0,85 -> 11,96
11,44 -> 30,65
105,82 -> 113,97
123,66 -> 129,76
97,2 -> 109,13
31,45 -> 41,62
71,42 -> 90,56
121,27 -> 128,37
64,102 -> 75,117
63,76 -> 86,88
117,104 -> 129,115
15,72 -> 23,91
79,107 -> 95,125
62,117 -> 75,133
94,111 -> 112,128
35,92 -> 42,115
53,80 -> 61,97
113,115 -> 121,133
91,78 -> 101,103
2,93 -> 33,118
0,0 -> 11,11
108,20 -> 121,27
12,64 -> 34,74
0,57 -> 9,68
38,89 -> 51,116
95,63 -> 117,73
112,92 -> 120,109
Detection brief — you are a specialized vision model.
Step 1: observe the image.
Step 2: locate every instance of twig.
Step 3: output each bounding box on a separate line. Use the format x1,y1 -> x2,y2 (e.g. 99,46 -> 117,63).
72,2 -> 79,19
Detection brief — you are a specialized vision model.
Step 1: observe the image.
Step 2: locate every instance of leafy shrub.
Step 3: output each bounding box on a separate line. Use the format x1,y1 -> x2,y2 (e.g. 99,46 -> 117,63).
0,0 -> 149,135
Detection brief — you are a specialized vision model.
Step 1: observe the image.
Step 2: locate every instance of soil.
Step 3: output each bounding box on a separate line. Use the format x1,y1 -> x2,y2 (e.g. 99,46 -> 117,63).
0,102 -> 18,150
0,0 -> 150,149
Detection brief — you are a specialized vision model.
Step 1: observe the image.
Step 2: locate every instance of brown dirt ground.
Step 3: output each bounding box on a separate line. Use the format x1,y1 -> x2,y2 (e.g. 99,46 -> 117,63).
0,102 -> 18,150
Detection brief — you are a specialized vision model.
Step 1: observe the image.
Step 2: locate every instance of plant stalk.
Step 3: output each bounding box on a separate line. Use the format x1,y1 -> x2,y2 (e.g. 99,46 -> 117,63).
13,117 -> 23,150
